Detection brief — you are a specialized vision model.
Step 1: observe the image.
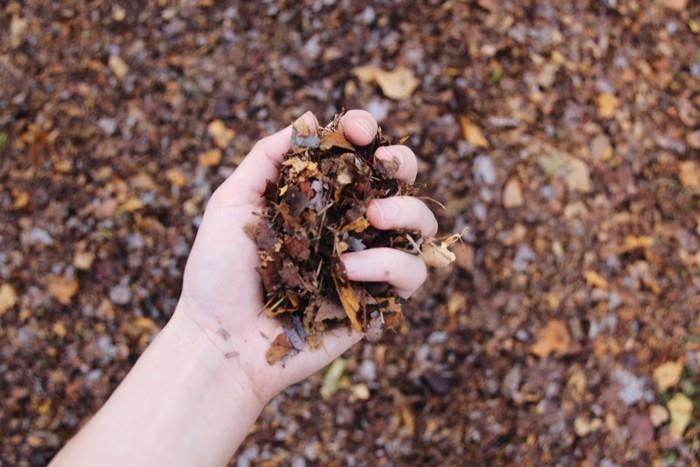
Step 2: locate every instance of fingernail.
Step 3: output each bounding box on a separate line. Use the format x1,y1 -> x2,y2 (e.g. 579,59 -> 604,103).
356,117 -> 374,139
374,199 -> 400,223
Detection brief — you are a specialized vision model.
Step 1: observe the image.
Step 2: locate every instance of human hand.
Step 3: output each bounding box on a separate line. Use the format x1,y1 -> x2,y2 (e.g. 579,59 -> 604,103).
171,109 -> 437,405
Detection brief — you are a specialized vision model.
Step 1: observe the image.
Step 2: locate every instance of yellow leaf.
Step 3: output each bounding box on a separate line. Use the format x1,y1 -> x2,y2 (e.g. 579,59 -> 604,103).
207,120 -> 235,148
334,280 -> 362,332
653,360 -> 684,391
73,251 -> 95,270
354,66 -> 419,100
47,275 -> 79,305
198,148 -> 222,167
584,270 -> 608,289
165,168 -> 187,188
108,55 -> 129,79
0,284 -> 18,315
460,116 -> 489,148
531,319 -> 571,357
667,393 -> 693,439
52,322 -> 67,337
596,93 -> 619,119
116,197 -> 144,214
620,235 -> 654,252
12,190 -> 29,209
502,177 -> 524,208
341,216 -> 370,234
320,357 -> 347,399
679,161 -> 700,189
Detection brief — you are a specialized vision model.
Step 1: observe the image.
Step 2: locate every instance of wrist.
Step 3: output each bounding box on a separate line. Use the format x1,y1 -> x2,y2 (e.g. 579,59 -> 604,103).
164,304 -> 267,413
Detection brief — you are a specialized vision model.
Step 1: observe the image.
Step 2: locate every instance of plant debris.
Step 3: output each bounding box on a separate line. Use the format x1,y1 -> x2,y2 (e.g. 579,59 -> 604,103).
250,114 -> 427,364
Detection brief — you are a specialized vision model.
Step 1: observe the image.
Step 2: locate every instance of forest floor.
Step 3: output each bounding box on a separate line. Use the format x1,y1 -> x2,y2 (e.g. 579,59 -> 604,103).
1,1 -> 699,465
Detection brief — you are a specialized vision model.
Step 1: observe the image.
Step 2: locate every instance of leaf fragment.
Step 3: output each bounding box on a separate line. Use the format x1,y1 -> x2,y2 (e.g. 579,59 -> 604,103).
265,333 -> 294,364
460,116 -> 489,148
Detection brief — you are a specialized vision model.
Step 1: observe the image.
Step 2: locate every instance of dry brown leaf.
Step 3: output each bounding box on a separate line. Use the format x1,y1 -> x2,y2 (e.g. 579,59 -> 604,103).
421,235 -> 460,268
619,235 -> 654,253
108,55 -> 129,79
320,131 -> 354,151
537,149 -> 592,193
341,217 -> 370,234
73,251 -> 95,270
503,177 -> 524,208
679,161 -> 700,189
207,120 -> 235,148
266,333 -> 294,364
47,275 -> 79,305
531,319 -> 571,357
649,404 -> 669,427
460,116 -> 489,148
334,280 -> 362,332
663,0 -> 688,10
574,416 -> 602,437
315,300 -> 347,322
0,284 -> 18,315
354,66 -> 419,100
583,270 -> 608,289
166,168 -> 187,187
12,190 -> 29,209
667,393 -> 693,439
596,93 -> 619,119
653,360 -> 684,391
198,148 -> 222,167
116,197 -> 144,214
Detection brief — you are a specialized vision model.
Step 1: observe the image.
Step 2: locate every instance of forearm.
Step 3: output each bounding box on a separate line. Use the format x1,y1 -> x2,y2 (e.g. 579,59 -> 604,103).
50,306 -> 263,467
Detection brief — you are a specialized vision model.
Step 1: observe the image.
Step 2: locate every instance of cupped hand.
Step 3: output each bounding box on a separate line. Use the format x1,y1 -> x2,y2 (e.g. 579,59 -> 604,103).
173,110 -> 436,403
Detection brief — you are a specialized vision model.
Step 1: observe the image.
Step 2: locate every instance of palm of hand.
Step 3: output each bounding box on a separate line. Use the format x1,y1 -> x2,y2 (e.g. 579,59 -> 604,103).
175,110 -> 434,403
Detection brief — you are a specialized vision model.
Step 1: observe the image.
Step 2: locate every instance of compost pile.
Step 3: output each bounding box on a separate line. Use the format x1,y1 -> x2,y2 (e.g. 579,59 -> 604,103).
250,114 -> 418,364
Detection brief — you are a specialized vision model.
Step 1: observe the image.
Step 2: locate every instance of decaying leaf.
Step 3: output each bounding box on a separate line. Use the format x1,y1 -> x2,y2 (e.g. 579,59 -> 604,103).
653,360 -> 684,391
596,93 -> 619,119
47,275 -> 79,305
531,319 -> 571,357
0,284 -> 18,315
420,234 -> 460,268
252,113 -> 426,364
667,393 -> 693,439
207,119 -> 235,148
460,116 -> 489,148
354,66 -> 420,100
320,131 -> 354,151
265,333 -> 294,364
537,146 -> 592,193
334,279 -> 362,332
116,197 -> 144,214
198,148 -> 222,167
321,357 -> 348,399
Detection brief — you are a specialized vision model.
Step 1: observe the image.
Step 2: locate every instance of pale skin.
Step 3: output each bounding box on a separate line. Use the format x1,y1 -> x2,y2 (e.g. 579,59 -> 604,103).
50,110 -> 438,467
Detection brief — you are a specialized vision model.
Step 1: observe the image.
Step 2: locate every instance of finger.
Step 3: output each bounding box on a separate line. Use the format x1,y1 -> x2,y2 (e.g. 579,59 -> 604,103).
366,196 -> 438,237
215,111 -> 319,205
374,145 -> 418,183
340,109 -> 377,146
341,248 -> 427,299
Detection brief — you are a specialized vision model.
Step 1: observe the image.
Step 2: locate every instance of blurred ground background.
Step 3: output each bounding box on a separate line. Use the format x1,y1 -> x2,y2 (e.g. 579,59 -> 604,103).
1,0 -> 700,465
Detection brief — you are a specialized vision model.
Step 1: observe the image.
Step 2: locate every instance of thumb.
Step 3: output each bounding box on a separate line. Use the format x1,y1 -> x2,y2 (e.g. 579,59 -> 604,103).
215,111 -> 319,205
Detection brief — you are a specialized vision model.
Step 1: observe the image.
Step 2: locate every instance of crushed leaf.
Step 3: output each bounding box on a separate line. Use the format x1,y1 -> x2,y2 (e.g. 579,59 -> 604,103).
0,284 -> 18,315
653,360 -> 684,391
531,319 -> 571,358
459,116 -> 489,148
354,66 -> 420,100
47,275 -> 79,305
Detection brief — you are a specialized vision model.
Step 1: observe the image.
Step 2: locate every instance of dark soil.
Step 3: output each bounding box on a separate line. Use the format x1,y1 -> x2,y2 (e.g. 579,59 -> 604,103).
1,1 -> 699,465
